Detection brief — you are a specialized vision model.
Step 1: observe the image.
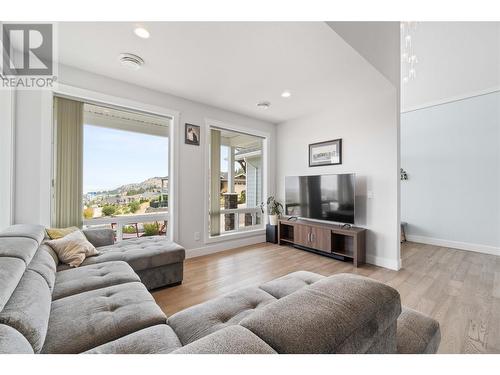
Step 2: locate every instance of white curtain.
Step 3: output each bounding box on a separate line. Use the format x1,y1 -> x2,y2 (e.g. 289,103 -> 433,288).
53,97 -> 83,228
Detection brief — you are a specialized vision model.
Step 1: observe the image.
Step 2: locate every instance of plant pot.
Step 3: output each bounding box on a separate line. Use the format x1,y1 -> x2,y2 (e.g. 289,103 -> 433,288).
268,214 -> 278,226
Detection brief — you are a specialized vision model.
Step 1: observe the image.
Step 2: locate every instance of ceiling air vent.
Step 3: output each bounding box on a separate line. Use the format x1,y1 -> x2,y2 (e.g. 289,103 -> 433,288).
256,101 -> 271,110
118,53 -> 144,70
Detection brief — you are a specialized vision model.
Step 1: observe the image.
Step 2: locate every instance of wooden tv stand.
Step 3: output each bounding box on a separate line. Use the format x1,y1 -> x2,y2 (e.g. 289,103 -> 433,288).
278,219 -> 366,267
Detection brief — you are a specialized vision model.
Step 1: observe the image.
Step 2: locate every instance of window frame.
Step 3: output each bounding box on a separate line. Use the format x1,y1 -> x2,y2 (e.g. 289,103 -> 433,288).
49,84 -> 180,242
203,118 -> 270,244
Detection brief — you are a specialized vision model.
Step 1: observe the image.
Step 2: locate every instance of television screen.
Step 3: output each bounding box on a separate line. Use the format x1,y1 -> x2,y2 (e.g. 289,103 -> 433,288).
285,174 -> 355,224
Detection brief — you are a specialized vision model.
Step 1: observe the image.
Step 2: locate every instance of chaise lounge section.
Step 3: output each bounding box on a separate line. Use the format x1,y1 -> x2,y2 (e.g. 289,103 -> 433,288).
0,224 -> 440,354
58,228 -> 185,290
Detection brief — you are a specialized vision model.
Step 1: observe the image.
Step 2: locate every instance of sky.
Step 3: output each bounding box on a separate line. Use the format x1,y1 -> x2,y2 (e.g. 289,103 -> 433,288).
221,145 -> 229,173
83,125 -> 169,193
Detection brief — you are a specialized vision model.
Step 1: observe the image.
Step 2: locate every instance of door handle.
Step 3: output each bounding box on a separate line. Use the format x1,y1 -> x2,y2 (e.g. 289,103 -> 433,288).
311,233 -> 315,242
307,232 -> 311,242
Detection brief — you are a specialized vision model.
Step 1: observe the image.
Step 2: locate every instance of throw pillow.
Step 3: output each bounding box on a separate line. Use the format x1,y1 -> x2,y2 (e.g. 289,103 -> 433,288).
46,226 -> 79,240
45,230 -> 99,267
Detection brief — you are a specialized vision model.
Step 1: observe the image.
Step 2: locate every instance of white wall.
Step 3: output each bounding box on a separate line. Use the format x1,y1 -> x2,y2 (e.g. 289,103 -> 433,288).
401,22 -> 500,112
276,86 -> 400,270
14,90 -> 53,226
13,64 -> 276,256
401,91 -> 500,254
0,89 -> 15,229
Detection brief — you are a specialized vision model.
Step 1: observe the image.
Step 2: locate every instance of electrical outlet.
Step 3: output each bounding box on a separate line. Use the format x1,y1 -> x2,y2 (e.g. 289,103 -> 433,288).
194,232 -> 200,241
367,191 -> 374,199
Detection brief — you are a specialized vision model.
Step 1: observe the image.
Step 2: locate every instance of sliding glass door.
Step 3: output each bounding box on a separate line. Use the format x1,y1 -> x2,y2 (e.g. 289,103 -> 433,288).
81,103 -> 171,240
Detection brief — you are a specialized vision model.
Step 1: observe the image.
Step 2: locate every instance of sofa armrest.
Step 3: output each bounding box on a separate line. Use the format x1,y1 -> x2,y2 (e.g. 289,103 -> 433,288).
240,273 -> 401,354
82,228 -> 114,248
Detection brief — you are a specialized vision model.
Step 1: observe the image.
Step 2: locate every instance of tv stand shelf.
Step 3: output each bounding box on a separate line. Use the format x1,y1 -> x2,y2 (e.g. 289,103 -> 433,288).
278,219 -> 366,267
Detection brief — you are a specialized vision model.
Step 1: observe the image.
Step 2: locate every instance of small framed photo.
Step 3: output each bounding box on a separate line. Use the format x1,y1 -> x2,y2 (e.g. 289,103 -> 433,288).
309,139 -> 342,167
185,123 -> 200,146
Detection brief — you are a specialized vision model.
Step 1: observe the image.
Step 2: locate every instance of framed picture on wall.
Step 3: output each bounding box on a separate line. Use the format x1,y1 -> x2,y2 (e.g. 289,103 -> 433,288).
185,123 -> 200,146
309,139 -> 342,167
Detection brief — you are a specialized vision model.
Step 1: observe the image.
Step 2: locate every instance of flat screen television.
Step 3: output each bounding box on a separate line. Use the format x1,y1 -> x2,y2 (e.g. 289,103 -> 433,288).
285,173 -> 355,224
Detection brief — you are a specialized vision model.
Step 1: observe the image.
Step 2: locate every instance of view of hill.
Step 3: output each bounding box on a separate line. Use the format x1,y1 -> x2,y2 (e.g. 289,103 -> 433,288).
92,176 -> 168,195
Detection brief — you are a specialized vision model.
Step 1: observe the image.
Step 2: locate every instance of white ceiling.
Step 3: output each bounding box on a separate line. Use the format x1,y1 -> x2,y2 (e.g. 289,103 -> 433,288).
56,22 -> 389,124
401,22 -> 500,112
327,22 -> 400,86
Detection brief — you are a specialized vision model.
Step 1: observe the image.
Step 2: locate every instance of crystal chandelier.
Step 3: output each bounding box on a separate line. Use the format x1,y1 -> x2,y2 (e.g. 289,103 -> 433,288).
401,22 -> 418,84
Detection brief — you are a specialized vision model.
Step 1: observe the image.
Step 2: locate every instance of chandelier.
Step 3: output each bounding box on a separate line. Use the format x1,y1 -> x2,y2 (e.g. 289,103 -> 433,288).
401,22 -> 418,84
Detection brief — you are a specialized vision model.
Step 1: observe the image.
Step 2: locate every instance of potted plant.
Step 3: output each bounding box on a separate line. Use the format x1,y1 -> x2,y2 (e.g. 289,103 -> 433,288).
260,196 -> 283,226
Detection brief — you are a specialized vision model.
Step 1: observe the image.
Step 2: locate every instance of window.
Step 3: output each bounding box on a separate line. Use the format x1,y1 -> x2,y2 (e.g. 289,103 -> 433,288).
209,126 -> 265,237
82,104 -> 171,239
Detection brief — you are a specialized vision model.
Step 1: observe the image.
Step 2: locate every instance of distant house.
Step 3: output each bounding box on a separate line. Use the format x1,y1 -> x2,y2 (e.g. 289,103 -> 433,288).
235,148 -> 262,209
103,196 -> 126,205
219,172 -> 246,196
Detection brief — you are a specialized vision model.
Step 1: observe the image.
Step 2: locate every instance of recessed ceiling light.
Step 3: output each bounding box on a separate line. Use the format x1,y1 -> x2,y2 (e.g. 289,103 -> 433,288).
256,101 -> 271,110
281,90 -> 291,98
134,27 -> 150,39
119,53 -> 144,70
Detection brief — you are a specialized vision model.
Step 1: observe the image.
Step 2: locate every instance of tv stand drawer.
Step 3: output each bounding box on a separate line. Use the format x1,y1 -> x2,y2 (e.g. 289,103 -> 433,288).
292,225 -> 331,253
311,227 -> 331,253
294,225 -> 311,247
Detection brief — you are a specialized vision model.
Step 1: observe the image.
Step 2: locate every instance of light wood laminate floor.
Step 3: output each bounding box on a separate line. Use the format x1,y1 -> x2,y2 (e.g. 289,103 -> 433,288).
153,241 -> 500,353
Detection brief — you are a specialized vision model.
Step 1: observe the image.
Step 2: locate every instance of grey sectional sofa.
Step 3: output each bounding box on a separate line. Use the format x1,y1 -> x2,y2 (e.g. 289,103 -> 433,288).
0,224 -> 441,354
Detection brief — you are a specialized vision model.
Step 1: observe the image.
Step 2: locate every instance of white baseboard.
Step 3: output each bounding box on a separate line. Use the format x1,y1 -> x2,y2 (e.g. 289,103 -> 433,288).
366,254 -> 401,271
406,235 -> 500,256
187,234 -> 403,271
186,234 -> 266,259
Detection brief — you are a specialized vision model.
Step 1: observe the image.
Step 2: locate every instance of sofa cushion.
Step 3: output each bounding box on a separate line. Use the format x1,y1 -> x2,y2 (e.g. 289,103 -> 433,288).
0,324 -> 34,354
58,236 -> 185,272
0,257 -> 26,311
40,244 -> 59,265
27,245 -> 57,293
366,322 -> 397,353
240,273 -> 401,354
46,230 -> 99,268
0,224 -> 46,244
397,307 -> 441,354
259,270 -> 325,299
82,228 -> 115,248
84,325 -> 181,354
172,325 -> 277,354
0,270 -> 52,353
52,261 -> 140,300
42,282 -> 167,353
45,226 -> 79,240
0,237 -> 39,265
168,286 -> 276,345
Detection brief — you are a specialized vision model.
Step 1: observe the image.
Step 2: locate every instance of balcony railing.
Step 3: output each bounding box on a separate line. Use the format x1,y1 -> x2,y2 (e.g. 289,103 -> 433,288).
216,207 -> 263,234
83,212 -> 168,241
